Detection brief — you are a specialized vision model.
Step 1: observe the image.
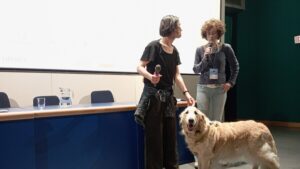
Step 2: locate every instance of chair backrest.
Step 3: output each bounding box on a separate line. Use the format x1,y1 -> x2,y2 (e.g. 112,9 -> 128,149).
33,95 -> 60,107
91,90 -> 114,103
0,92 -> 11,108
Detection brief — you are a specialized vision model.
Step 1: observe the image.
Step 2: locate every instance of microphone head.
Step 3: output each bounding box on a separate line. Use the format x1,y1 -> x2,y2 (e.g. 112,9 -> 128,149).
155,64 -> 161,73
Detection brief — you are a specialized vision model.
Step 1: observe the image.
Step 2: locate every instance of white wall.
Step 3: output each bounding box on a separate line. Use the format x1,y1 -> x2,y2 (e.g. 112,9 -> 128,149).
0,1 -> 224,107
0,0 -> 220,74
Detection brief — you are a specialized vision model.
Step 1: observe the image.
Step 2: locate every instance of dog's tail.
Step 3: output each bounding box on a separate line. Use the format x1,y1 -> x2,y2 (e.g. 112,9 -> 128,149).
259,133 -> 280,169
259,142 -> 280,169
261,128 -> 278,154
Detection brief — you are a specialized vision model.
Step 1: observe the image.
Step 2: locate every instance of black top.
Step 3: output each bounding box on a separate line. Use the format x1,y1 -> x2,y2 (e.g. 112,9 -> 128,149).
140,39 -> 181,89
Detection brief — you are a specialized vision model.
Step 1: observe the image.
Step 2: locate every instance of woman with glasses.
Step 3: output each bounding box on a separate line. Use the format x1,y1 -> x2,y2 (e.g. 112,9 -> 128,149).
192,19 -> 239,168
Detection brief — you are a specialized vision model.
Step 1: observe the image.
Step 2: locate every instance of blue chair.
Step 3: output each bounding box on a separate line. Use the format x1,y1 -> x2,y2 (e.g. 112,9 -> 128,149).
33,95 -> 60,107
91,90 -> 114,103
0,92 -> 11,108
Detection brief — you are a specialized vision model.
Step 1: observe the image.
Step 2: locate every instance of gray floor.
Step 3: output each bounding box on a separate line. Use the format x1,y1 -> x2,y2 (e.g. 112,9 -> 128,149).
179,127 -> 300,169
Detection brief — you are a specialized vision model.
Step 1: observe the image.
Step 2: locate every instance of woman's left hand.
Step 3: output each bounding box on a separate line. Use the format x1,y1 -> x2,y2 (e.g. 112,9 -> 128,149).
184,92 -> 195,106
223,83 -> 232,92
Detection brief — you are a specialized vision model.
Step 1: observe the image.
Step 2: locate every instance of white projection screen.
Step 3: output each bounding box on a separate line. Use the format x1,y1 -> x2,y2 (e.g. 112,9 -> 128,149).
0,0 -> 220,74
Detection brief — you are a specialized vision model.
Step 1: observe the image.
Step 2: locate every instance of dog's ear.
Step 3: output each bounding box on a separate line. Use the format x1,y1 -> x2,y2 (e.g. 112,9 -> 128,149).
200,114 -> 205,121
195,109 -> 207,121
195,109 -> 202,116
203,115 -> 212,125
179,108 -> 187,124
195,109 -> 206,124
196,112 -> 205,122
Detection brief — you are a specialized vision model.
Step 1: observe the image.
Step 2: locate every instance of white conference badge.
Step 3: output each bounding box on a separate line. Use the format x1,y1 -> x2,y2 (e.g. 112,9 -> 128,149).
209,68 -> 218,79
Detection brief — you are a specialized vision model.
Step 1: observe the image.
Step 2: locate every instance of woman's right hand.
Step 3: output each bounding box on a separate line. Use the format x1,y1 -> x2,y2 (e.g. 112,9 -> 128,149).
150,74 -> 162,85
204,46 -> 212,57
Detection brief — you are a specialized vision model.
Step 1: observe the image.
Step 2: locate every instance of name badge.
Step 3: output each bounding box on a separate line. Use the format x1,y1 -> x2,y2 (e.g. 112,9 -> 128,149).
209,68 -> 218,79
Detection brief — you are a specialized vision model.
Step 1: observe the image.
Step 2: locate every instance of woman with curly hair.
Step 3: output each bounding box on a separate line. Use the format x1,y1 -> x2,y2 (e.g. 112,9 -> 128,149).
192,19 -> 239,168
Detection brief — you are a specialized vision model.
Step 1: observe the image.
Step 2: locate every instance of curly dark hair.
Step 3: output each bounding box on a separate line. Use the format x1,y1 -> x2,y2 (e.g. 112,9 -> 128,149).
201,19 -> 225,40
159,15 -> 179,37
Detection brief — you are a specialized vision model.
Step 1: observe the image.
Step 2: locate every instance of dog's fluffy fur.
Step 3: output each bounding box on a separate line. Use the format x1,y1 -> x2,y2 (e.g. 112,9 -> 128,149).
179,106 -> 280,169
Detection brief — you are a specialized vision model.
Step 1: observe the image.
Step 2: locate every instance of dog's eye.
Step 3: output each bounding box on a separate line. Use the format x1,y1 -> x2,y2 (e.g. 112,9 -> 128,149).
185,111 -> 188,114
194,111 -> 198,115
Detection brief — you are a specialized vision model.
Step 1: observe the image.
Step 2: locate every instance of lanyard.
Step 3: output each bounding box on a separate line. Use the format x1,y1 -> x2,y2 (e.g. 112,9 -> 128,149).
208,51 -> 217,68
207,45 -> 222,68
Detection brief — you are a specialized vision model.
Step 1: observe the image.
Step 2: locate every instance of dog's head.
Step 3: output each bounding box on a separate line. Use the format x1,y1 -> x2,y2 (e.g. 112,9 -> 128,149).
179,106 -> 210,135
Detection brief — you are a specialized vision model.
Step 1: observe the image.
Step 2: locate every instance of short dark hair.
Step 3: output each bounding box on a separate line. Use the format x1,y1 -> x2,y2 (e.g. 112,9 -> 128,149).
159,15 -> 179,37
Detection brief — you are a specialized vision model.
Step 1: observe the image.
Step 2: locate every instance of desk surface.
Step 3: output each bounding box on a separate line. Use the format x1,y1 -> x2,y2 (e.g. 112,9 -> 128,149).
0,101 -> 188,122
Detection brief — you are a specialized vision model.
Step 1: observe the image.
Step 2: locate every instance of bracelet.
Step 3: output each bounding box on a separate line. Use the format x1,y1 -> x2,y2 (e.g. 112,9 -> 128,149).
183,90 -> 189,95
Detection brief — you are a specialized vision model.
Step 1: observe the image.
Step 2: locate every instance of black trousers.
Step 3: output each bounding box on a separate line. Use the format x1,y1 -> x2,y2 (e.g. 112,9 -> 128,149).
144,96 -> 178,169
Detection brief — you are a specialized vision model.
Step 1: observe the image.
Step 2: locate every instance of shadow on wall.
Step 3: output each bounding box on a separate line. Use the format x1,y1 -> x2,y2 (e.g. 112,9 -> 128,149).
78,95 -> 90,104
9,99 -> 20,108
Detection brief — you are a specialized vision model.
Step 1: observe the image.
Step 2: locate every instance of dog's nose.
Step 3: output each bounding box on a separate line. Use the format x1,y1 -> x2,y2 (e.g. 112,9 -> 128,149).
188,119 -> 194,124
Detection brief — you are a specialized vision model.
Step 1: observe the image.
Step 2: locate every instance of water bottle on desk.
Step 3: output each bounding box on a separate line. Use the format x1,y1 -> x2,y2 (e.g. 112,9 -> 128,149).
59,87 -> 73,107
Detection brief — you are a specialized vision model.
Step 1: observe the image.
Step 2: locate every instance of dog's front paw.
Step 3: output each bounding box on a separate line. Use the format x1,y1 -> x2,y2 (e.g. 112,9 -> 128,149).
194,162 -> 198,169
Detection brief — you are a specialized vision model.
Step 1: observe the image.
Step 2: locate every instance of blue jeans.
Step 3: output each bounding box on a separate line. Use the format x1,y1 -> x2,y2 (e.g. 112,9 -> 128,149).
196,84 -> 227,121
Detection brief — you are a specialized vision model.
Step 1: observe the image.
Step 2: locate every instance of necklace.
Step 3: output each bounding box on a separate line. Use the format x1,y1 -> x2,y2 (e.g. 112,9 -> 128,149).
161,44 -> 173,54
160,41 -> 172,48
160,38 -> 172,47
160,39 -> 174,54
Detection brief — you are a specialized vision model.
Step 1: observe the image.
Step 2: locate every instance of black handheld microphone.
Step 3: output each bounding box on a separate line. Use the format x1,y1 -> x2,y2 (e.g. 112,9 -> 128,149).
208,43 -> 213,52
154,64 -> 161,76
206,43 -> 213,58
154,64 -> 161,87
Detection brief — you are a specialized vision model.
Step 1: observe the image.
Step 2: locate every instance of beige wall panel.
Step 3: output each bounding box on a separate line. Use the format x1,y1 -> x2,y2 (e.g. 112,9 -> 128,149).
51,73 -> 141,104
0,72 -> 197,108
174,74 -> 198,99
0,72 -> 52,107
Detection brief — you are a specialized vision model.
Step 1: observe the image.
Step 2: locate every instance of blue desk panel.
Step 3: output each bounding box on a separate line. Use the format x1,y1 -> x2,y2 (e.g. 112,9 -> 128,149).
34,111 -> 138,169
0,104 -> 193,169
0,119 -> 35,169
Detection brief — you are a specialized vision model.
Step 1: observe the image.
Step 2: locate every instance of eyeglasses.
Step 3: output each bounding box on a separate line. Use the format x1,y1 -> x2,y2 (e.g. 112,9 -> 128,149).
207,31 -> 218,35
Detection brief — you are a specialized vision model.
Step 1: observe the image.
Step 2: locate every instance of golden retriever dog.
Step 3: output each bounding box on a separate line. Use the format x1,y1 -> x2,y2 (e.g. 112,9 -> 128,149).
179,106 -> 280,169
